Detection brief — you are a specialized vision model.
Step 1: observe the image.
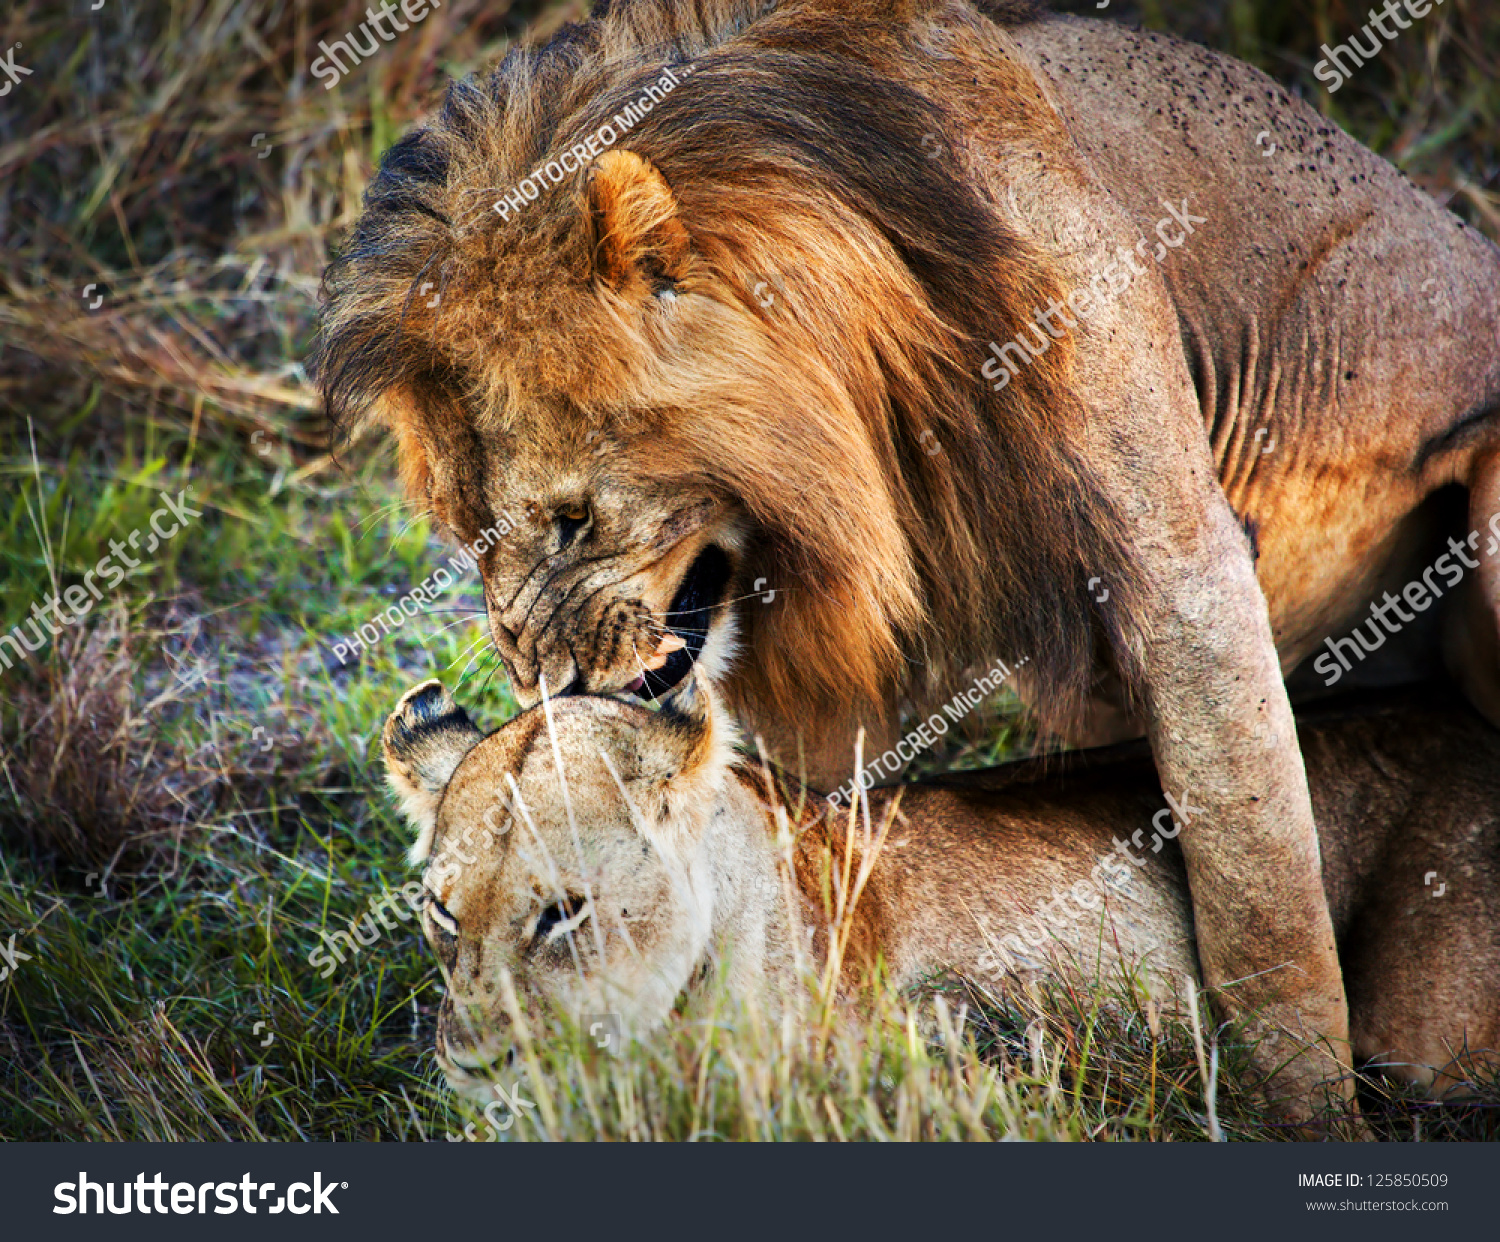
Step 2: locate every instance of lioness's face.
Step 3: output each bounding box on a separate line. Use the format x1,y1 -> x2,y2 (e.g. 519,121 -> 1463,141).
383,681 -> 731,1100
428,412 -> 745,708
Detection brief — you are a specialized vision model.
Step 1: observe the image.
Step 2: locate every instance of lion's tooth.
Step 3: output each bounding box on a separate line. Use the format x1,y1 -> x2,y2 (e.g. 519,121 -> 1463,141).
641,632 -> 686,671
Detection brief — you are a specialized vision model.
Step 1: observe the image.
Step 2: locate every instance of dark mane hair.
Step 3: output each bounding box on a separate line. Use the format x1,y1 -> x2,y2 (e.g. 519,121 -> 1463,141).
315,0 -> 1150,735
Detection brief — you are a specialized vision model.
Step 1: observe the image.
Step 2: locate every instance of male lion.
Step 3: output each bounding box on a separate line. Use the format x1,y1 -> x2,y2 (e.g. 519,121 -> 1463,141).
319,0 -> 1500,1117
384,679 -> 1500,1115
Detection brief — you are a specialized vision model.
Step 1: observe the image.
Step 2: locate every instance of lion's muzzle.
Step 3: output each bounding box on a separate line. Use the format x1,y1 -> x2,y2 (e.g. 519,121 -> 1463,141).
494,542 -> 735,705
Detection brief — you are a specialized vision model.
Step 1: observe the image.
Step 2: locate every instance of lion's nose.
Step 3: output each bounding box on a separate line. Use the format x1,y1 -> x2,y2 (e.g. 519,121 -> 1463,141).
507,661 -> 581,709
489,616 -> 520,660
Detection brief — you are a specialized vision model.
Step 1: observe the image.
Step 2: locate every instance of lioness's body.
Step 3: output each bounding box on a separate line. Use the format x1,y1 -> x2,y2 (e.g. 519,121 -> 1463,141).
875,705 -> 1500,1094
325,0 -> 1500,1117
386,684 -> 1499,1103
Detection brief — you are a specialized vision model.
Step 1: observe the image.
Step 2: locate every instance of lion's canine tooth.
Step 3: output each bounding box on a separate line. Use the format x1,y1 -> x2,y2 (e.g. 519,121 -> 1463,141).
642,632 -> 686,671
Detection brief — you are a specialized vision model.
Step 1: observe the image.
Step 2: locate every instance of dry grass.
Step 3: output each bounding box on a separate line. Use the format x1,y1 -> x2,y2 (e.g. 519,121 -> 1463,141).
0,606 -> 203,875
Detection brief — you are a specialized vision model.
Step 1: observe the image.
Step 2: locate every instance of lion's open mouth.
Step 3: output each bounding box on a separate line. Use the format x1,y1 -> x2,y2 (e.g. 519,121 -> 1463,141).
631,544 -> 732,700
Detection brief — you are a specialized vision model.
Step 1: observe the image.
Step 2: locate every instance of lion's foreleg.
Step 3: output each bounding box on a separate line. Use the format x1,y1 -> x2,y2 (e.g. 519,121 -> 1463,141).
1444,447 -> 1500,726
1136,495 -> 1355,1129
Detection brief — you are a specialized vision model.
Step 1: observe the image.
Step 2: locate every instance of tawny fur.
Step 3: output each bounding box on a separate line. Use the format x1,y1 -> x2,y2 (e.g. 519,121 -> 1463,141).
317,0 -> 1148,735
327,0 -> 1500,1117
386,680 -> 1500,1105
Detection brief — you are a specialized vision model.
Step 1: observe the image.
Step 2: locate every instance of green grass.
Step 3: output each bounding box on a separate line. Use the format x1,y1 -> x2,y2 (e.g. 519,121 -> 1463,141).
1,0 -> 1497,1142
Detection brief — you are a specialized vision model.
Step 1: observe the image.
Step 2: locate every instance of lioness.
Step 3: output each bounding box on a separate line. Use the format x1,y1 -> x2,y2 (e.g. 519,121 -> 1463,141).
322,0 -> 1500,1113
384,680 -> 1500,1114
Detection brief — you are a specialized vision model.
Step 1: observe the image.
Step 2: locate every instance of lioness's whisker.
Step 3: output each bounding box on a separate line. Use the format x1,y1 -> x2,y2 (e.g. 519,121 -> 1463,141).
538,676 -> 610,967
506,774 -> 589,981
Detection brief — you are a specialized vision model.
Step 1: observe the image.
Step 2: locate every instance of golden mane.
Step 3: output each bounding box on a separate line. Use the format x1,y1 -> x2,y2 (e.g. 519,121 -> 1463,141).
316,0 -> 1149,734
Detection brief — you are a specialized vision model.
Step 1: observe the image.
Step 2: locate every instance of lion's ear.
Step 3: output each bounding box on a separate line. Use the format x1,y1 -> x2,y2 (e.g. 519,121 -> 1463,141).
586,150 -> 690,297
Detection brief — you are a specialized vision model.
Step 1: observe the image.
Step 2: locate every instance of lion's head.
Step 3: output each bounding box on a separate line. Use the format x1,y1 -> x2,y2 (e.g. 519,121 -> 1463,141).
322,0 -> 1144,747
382,676 -> 761,1097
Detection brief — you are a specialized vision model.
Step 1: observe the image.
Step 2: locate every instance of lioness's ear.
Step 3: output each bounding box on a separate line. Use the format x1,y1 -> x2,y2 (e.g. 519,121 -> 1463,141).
659,671 -> 710,731
636,673 -> 735,828
586,150 -> 690,297
383,680 -> 484,864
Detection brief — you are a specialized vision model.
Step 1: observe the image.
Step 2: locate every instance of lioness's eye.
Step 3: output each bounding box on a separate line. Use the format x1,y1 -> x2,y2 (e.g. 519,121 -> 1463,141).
531,893 -> 589,947
425,893 -> 459,939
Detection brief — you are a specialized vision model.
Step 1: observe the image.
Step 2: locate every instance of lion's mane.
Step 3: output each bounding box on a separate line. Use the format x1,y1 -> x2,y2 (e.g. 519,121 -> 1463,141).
317,0 -> 1150,734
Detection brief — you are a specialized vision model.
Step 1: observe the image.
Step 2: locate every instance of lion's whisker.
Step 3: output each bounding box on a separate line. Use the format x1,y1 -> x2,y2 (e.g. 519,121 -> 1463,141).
627,594 -> 764,641
391,509 -> 437,543
450,634 -> 497,680
353,500 -> 417,535
456,654 -> 498,694
433,613 -> 488,636
473,654 -> 507,698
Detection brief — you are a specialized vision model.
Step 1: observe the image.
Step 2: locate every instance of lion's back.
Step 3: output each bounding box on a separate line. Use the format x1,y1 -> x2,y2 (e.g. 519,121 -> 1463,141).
1004,14 -> 1500,454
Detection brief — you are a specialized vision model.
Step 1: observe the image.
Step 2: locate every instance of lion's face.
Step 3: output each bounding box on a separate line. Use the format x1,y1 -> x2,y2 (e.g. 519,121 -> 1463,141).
434,410 -> 746,708
325,127 -> 948,735
382,679 -> 733,1100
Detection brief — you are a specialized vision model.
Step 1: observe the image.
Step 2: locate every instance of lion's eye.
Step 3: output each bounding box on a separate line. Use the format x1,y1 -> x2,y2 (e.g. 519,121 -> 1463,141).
555,503 -> 591,548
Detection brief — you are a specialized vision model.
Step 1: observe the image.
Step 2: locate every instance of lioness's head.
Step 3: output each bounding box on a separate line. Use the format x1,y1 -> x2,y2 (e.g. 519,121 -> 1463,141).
320,0 -> 1138,737
383,677 -> 754,1098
